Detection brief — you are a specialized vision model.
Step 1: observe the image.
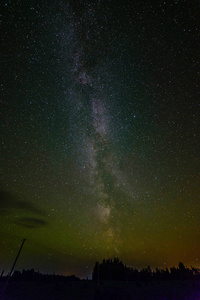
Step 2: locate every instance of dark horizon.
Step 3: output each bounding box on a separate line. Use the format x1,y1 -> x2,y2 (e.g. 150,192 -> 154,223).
1,257 -> 200,280
1,247 -> 200,280
1,262 -> 200,300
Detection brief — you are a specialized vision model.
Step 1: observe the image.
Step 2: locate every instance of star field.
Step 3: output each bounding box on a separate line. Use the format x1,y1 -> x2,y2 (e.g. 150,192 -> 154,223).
0,0 -> 200,278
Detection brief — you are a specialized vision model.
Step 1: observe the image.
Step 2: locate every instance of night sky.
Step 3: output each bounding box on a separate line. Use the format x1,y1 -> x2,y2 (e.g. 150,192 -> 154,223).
1,0 -> 200,278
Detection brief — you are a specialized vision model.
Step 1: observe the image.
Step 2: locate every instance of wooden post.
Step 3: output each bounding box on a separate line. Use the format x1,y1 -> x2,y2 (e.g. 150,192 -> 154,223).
0,239 -> 26,297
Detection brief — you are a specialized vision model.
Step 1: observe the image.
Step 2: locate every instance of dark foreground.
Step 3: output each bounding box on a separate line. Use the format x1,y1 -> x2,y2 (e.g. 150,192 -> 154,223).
0,280 -> 200,299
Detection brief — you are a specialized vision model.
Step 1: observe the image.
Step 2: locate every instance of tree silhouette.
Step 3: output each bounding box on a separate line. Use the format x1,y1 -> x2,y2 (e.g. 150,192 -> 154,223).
92,259 -> 200,282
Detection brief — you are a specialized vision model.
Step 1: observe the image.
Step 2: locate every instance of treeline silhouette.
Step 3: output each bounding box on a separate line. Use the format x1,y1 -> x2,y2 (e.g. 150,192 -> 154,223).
92,258 -> 200,281
0,269 -> 80,283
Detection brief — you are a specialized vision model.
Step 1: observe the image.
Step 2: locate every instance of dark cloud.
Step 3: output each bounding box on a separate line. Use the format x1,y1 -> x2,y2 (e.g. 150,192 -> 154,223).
0,190 -> 45,216
15,217 -> 48,229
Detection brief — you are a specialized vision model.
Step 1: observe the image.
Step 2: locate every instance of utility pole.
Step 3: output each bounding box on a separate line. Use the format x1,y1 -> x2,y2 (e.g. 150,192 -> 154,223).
0,239 -> 26,297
